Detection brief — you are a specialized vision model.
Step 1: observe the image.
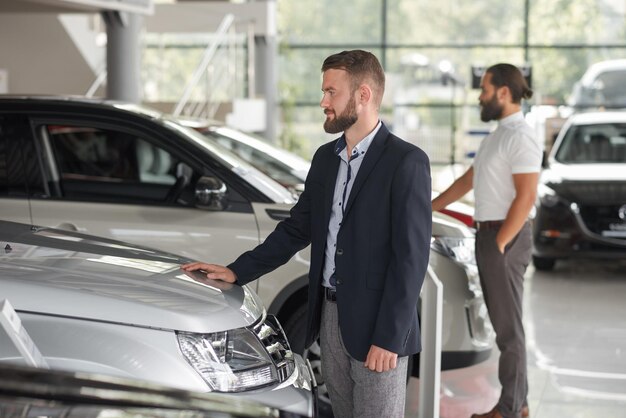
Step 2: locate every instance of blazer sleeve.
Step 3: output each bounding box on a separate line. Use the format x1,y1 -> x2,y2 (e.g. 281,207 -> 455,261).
371,148 -> 432,354
227,190 -> 311,286
226,150 -> 320,285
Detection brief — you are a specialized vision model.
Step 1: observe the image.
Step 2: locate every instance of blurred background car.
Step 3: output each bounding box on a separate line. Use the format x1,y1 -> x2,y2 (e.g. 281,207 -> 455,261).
0,362 -> 302,418
0,96 -> 493,417
0,220 -> 316,416
181,118 -> 310,196
568,59 -> 626,110
533,111 -> 626,270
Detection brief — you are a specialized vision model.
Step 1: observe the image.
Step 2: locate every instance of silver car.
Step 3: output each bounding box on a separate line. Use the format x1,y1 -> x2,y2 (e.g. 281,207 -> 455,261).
0,96 -> 493,414
0,220 -> 315,416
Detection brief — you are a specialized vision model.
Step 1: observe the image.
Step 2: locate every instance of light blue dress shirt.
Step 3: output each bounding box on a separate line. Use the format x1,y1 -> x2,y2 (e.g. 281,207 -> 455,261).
322,121 -> 382,288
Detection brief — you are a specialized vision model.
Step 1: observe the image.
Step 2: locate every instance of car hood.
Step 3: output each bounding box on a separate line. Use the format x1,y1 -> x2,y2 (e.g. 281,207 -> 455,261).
0,221 -> 264,333
545,162 -> 626,182
542,163 -> 626,204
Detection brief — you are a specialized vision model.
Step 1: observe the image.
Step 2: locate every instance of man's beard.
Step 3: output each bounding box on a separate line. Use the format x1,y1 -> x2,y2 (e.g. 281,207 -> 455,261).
480,92 -> 503,122
324,96 -> 358,134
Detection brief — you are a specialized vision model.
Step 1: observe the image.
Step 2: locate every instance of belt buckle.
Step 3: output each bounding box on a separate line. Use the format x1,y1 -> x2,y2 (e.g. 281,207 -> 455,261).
325,287 -> 337,302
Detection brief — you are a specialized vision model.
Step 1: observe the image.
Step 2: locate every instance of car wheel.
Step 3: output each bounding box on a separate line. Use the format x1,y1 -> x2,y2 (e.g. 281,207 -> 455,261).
533,255 -> 556,271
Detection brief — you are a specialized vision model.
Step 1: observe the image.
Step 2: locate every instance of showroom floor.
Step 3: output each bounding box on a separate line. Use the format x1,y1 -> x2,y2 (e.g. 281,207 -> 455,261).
404,257 -> 626,418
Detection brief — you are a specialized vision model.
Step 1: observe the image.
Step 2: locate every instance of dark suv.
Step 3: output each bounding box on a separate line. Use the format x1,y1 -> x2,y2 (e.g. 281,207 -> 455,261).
533,111 -> 626,270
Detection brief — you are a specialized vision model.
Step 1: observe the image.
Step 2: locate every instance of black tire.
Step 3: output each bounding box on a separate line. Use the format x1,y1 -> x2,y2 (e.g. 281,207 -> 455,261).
282,304 -> 415,418
533,255 -> 556,271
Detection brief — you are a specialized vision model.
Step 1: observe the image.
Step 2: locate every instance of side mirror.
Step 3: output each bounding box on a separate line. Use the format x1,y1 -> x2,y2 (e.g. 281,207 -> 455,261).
195,176 -> 227,211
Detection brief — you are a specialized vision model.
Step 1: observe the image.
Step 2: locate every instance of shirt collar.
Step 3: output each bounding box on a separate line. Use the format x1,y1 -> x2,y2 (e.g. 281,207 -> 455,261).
334,121 -> 382,160
498,111 -> 524,127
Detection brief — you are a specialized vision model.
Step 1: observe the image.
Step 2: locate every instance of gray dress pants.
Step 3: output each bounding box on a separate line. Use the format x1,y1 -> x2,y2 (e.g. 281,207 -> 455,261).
476,222 -> 532,418
320,298 -> 409,418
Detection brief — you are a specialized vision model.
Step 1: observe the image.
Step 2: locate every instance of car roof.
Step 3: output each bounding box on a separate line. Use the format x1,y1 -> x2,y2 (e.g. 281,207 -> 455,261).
580,59 -> 626,85
0,95 -> 164,119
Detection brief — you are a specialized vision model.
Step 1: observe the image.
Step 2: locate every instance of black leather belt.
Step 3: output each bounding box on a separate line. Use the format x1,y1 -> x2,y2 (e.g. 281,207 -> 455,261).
473,220 -> 504,230
324,287 -> 337,302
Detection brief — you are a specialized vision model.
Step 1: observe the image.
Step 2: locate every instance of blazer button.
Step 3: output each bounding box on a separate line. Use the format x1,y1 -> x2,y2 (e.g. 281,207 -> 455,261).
336,248 -> 344,255
336,279 -> 343,285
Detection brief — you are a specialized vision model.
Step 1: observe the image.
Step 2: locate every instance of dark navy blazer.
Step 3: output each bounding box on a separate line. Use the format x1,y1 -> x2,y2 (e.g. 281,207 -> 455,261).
229,123 -> 432,361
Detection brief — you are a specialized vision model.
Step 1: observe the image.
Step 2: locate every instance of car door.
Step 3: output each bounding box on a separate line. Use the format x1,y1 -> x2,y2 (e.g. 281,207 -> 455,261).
25,117 -> 260,268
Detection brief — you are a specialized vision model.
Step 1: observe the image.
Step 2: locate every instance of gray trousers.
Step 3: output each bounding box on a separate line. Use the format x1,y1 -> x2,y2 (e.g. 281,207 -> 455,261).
476,222 -> 532,418
320,298 -> 408,418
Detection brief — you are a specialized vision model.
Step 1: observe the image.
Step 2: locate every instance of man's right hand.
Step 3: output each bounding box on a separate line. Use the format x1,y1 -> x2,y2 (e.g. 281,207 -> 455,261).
181,262 -> 237,283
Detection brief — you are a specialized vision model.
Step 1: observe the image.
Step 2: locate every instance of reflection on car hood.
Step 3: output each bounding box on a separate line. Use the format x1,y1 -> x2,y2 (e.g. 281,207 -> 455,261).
432,212 -> 473,238
546,162 -> 626,182
0,221 -> 264,333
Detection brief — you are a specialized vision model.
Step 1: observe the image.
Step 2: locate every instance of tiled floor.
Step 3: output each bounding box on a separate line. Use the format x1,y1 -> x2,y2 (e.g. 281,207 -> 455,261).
405,258 -> 626,418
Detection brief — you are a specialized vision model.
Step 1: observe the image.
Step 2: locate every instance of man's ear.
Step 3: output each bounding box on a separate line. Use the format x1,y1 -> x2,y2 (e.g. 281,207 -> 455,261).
497,85 -> 512,102
358,84 -> 372,104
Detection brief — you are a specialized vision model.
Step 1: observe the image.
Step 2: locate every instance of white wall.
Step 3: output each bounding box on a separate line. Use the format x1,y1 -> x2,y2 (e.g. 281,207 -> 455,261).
0,13 -> 95,95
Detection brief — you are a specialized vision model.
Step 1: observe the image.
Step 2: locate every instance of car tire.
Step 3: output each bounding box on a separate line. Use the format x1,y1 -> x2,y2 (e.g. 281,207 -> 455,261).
533,255 -> 556,271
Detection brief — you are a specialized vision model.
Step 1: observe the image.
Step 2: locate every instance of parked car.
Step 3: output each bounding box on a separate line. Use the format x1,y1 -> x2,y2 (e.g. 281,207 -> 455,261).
0,220 -> 316,416
0,362 -> 301,418
181,118 -> 310,196
568,59 -> 626,110
0,96 -> 493,415
533,111 -> 626,270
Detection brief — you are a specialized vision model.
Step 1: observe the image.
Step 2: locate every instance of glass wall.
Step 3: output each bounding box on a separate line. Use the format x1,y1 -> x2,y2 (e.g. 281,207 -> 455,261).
277,0 -> 626,163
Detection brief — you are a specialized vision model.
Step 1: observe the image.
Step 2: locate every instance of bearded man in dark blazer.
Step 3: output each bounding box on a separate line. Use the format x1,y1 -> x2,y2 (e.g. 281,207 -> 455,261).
183,49 -> 432,418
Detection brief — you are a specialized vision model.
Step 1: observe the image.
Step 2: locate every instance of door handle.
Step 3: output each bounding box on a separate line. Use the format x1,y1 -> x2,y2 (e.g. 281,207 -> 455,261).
55,222 -> 80,232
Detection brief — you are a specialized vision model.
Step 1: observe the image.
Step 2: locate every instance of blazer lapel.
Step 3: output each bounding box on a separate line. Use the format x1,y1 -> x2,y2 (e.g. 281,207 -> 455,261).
343,124 -> 389,217
323,141 -> 341,226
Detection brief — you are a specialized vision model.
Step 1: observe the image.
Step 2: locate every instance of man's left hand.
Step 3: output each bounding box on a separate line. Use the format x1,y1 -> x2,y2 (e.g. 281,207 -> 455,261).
364,345 -> 398,372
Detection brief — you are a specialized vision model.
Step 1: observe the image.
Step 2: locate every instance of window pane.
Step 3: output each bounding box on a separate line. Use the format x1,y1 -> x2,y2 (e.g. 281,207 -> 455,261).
278,0 -> 382,44
529,0 -> 626,45
387,0 -> 525,45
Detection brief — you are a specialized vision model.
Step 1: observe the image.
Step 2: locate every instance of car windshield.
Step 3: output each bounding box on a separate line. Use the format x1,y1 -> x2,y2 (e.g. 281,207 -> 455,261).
161,118 -> 296,204
203,127 -> 309,188
555,123 -> 626,164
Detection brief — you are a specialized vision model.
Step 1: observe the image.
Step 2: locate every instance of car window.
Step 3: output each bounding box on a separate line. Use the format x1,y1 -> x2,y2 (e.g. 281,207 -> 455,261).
43,124 -> 196,205
555,123 -> 626,163
48,125 -> 177,186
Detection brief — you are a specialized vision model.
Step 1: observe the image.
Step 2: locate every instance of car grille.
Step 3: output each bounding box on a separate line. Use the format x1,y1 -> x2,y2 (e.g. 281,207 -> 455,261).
549,181 -> 626,240
254,314 -> 295,383
579,204 -> 626,241
550,181 -> 626,206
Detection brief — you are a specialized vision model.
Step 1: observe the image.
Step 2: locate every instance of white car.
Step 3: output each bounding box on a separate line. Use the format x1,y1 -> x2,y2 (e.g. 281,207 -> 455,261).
0,96 -> 493,416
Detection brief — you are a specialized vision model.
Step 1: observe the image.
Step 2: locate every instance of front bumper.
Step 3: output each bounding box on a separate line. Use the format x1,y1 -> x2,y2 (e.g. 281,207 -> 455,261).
533,202 -> 626,260
233,353 -> 317,417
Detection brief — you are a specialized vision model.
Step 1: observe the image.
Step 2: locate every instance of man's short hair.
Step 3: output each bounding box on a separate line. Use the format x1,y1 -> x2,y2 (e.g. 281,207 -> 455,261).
486,63 -> 533,104
322,50 -> 386,108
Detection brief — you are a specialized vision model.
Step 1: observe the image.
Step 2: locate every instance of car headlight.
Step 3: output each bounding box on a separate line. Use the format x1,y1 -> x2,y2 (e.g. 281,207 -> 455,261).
177,316 -> 294,392
431,236 -> 476,265
537,183 -> 565,207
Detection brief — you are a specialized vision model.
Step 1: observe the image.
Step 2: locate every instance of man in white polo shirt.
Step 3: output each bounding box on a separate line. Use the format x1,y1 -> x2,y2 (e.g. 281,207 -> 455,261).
432,63 -> 541,418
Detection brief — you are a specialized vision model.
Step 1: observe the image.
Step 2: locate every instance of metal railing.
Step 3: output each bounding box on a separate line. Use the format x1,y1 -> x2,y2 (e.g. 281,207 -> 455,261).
173,13 -> 236,118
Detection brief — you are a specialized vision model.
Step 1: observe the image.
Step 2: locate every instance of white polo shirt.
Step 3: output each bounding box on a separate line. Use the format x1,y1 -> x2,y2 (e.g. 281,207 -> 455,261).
472,111 -> 542,221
